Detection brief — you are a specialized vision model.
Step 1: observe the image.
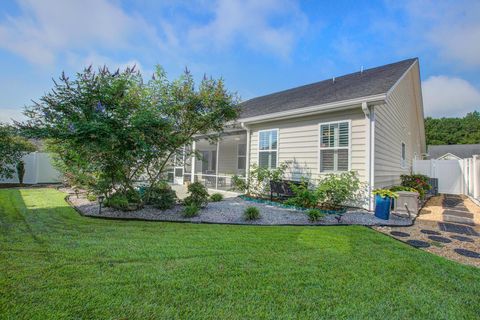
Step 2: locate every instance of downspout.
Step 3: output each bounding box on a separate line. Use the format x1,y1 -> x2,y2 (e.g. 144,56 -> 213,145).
241,123 -> 251,182
362,102 -> 375,211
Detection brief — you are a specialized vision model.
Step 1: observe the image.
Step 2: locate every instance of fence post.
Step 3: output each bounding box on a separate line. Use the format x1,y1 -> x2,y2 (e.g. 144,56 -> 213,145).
473,155 -> 479,199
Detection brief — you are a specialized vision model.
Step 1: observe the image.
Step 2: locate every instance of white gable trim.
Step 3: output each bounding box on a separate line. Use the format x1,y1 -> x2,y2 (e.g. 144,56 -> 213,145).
437,153 -> 462,160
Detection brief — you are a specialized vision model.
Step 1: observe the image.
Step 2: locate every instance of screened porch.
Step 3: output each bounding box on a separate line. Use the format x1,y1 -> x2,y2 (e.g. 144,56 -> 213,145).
167,130 -> 247,191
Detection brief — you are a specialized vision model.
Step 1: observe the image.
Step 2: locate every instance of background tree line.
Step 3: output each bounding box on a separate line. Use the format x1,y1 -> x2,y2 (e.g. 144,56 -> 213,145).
425,111 -> 480,145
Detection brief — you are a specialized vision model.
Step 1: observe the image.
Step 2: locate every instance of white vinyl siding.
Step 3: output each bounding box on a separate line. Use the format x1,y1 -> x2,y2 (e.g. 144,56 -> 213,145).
374,62 -> 425,188
249,109 -> 366,182
258,129 -> 278,169
319,121 -> 350,172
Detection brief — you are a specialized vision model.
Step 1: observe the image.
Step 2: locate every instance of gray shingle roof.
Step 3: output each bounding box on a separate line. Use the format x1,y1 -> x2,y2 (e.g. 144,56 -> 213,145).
239,58 -> 417,119
427,144 -> 480,159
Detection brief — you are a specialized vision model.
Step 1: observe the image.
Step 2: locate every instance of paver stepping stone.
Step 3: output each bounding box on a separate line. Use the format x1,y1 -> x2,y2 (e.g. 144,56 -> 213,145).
450,235 -> 474,242
438,222 -> 479,236
443,210 -> 473,217
454,249 -> 480,259
444,194 -> 461,199
406,239 -> 430,248
428,235 -> 452,243
420,229 -> 441,235
390,231 -> 410,237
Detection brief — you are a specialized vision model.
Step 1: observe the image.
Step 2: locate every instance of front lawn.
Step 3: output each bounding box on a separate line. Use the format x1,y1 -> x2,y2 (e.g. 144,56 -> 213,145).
1,188 -> 479,319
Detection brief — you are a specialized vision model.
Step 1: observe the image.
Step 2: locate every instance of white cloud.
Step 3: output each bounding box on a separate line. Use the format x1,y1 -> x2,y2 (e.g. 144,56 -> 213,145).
0,0 -> 163,65
422,76 -> 480,117
391,0 -> 480,67
188,0 -> 307,58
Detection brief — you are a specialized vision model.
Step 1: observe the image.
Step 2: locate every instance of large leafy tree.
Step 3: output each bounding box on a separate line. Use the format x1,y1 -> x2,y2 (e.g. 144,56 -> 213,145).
0,124 -> 36,180
20,65 -> 238,197
425,111 -> 480,145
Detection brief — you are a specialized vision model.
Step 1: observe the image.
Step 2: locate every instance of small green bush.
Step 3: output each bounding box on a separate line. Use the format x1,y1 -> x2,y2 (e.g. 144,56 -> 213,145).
306,209 -> 325,222
244,206 -> 260,220
231,175 -> 247,192
86,193 -> 97,202
105,189 -> 142,211
183,204 -> 200,218
184,182 -> 209,207
316,171 -> 361,210
284,180 -> 318,208
210,193 -> 224,202
144,183 -> 177,210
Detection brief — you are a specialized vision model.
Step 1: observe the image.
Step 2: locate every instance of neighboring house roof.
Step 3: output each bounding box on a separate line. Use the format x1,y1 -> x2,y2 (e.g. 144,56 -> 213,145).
427,144 -> 480,159
239,58 -> 418,119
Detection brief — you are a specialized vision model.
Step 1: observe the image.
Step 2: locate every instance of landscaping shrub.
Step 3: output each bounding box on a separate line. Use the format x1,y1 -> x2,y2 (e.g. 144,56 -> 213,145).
306,209 -> 325,222
86,193 -> 97,202
284,180 -> 318,208
144,182 -> 177,210
184,182 -> 209,208
244,206 -> 260,220
400,174 -> 431,198
105,189 -> 142,211
316,171 -> 361,210
231,175 -> 247,193
210,193 -> 224,202
183,204 -> 200,218
20,65 -> 238,199
233,163 -> 289,197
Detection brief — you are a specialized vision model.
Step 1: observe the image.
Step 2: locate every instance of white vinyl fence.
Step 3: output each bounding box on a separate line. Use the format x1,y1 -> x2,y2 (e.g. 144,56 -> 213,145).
0,152 -> 62,184
413,156 -> 480,198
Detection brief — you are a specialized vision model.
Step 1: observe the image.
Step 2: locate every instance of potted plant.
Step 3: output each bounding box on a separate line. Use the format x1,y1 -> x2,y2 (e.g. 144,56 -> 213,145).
372,189 -> 398,220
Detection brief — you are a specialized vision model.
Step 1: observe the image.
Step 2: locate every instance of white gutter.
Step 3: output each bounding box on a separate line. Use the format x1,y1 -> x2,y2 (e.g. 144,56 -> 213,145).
362,101 -> 376,211
239,93 -> 386,124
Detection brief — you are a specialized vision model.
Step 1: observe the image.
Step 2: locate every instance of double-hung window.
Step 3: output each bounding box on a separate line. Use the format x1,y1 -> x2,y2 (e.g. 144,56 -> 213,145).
258,129 -> 278,169
319,121 -> 350,172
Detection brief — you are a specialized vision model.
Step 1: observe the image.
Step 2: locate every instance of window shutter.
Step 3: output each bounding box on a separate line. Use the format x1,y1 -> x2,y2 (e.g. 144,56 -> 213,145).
319,121 -> 350,172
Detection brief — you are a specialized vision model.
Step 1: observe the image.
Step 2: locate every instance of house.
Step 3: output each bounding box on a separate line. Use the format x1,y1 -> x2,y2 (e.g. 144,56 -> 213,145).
170,58 -> 426,209
427,144 -> 480,160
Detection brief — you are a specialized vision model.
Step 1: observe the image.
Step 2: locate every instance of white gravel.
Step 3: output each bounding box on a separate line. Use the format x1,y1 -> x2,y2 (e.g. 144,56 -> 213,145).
66,191 -> 413,226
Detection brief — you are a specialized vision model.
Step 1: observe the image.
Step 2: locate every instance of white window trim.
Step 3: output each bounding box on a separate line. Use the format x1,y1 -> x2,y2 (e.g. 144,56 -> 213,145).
317,120 -> 351,173
258,128 -> 279,169
401,141 -> 407,168
237,143 -> 246,171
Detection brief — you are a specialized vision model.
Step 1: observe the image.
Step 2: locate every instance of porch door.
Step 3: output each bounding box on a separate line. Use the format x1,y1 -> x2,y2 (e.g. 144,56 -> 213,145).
174,167 -> 184,185
173,148 -> 185,185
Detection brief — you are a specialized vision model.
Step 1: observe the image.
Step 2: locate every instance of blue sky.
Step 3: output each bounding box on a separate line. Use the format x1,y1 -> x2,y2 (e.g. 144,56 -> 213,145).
1,0 -> 480,122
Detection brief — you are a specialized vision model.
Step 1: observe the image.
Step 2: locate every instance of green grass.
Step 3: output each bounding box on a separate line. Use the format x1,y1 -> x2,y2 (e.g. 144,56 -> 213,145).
1,188 -> 479,319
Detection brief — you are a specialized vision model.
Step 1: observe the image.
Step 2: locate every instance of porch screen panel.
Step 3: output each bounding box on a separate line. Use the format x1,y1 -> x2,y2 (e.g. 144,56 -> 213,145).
258,129 -> 278,169
237,143 -> 246,170
319,121 -> 350,172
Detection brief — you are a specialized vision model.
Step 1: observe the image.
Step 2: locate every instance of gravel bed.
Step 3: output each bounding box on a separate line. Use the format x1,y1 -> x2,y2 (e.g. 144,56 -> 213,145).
67,193 -> 413,226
